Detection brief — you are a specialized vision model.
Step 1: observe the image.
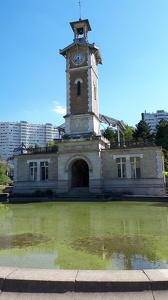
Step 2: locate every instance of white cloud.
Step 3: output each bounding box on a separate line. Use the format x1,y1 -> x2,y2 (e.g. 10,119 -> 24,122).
23,110 -> 31,114
52,102 -> 66,115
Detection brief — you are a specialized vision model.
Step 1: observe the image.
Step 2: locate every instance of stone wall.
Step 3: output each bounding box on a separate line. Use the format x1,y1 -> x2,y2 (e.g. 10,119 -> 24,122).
13,153 -> 58,194
102,147 -> 162,179
15,153 -> 58,182
57,138 -> 103,194
70,69 -> 88,114
101,147 -> 165,196
12,144 -> 165,196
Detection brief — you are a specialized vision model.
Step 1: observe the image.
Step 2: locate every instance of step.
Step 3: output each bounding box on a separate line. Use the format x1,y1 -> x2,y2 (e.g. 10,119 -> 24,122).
59,187 -> 91,198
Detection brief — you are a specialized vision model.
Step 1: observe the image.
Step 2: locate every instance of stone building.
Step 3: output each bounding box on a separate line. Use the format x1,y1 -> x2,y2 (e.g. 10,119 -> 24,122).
13,19 -> 165,196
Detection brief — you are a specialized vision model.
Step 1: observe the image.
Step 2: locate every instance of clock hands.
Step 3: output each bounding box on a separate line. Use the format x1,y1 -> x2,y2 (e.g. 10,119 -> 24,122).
73,52 -> 84,64
75,56 -> 81,63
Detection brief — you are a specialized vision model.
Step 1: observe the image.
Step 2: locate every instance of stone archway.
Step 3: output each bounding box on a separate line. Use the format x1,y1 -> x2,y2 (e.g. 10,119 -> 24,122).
71,159 -> 89,187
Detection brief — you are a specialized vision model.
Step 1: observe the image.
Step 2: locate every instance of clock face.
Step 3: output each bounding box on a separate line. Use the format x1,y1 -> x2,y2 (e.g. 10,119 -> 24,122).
72,52 -> 85,65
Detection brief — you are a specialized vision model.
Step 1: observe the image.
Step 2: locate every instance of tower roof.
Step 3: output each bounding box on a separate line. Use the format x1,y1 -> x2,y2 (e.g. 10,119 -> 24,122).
59,19 -> 102,64
70,19 -> 91,33
59,42 -> 102,65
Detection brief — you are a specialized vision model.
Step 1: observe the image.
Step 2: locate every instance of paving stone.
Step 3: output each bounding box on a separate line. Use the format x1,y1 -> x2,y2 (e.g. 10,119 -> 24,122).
144,269 -> 168,290
0,267 -> 16,292
153,290 -> 168,300
75,270 -> 151,292
3,268 -> 77,293
0,291 -> 154,300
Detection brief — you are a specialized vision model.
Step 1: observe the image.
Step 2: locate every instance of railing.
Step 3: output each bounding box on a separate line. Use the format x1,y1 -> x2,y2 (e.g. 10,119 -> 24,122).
21,146 -> 58,155
18,140 -> 156,155
110,140 -> 156,149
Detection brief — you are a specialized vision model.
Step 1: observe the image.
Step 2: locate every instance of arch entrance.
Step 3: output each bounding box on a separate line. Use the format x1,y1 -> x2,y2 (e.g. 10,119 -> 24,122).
71,159 -> 89,187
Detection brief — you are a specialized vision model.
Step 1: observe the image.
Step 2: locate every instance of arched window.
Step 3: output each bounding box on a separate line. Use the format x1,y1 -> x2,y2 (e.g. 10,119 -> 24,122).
77,81 -> 81,96
75,78 -> 83,96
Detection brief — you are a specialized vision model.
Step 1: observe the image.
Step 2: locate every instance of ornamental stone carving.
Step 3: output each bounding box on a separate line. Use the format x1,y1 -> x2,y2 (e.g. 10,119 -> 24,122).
59,144 -> 98,152
70,118 -> 89,132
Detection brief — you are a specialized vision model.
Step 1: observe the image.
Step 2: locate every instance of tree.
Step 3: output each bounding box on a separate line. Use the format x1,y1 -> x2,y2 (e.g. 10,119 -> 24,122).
45,141 -> 58,152
35,144 -> 40,148
103,123 -> 135,146
0,163 -> 5,177
155,120 -> 168,172
5,162 -> 14,179
0,162 -> 12,185
102,127 -> 117,145
120,121 -> 135,142
155,120 -> 168,150
133,120 -> 153,141
124,125 -> 134,141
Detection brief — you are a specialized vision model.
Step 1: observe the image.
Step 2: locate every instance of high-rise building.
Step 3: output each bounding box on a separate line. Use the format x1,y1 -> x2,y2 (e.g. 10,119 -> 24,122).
0,121 -> 59,160
142,110 -> 168,132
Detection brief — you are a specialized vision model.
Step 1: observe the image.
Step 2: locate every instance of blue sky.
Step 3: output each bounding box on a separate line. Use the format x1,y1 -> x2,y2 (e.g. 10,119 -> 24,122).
0,0 -> 168,127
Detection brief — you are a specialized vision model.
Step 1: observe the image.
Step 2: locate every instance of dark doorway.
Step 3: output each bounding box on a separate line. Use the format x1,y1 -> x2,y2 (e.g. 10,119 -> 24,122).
72,159 -> 89,187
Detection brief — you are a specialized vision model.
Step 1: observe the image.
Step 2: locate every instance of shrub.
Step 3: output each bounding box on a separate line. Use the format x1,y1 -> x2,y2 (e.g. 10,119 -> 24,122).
33,189 -> 53,197
33,190 -> 46,197
45,189 -> 53,196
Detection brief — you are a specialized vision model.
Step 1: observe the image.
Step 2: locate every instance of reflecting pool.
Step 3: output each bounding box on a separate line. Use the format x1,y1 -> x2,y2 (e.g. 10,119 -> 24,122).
1,201 -> 168,270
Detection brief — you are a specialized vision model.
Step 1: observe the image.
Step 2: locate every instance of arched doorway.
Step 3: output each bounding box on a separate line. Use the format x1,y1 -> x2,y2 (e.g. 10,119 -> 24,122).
71,159 -> 89,187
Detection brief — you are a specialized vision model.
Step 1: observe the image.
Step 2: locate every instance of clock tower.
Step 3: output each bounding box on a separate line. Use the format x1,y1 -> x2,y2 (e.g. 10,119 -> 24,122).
60,19 -> 102,138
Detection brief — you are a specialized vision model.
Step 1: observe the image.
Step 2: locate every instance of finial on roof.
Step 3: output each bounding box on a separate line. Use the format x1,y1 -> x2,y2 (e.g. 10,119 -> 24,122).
77,0 -> 82,20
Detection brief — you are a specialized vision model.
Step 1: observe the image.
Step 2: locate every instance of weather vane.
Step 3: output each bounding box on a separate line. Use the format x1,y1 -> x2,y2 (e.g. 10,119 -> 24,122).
77,0 -> 82,20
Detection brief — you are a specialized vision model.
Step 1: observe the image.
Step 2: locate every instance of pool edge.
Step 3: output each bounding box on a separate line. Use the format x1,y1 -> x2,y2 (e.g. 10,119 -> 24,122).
1,267 -> 168,293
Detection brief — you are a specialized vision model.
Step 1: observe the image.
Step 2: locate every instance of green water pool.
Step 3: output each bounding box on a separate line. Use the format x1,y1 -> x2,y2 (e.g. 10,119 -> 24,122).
0,201 -> 168,270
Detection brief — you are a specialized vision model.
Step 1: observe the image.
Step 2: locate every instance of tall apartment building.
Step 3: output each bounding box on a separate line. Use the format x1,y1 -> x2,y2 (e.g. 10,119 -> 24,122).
142,110 -> 168,132
0,121 -> 60,160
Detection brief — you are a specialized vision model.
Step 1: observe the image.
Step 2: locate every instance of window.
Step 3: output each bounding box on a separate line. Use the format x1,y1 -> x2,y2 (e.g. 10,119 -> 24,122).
114,154 -> 142,179
130,157 -> 141,178
40,161 -> 48,180
116,157 -> 126,178
29,162 -> 37,181
77,81 -> 81,96
75,78 -> 83,96
94,83 -> 97,100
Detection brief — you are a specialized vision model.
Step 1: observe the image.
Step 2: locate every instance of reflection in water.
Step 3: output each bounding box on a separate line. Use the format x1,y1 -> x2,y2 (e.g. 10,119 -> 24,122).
0,201 -> 168,270
71,235 -> 160,270
0,233 -> 50,249
0,252 -> 59,269
109,253 -> 168,270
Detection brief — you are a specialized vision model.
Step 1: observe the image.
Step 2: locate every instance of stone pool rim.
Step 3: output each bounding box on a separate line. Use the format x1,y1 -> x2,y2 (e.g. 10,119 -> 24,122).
1,199 -> 168,294
1,194 -> 168,204
1,267 -> 168,293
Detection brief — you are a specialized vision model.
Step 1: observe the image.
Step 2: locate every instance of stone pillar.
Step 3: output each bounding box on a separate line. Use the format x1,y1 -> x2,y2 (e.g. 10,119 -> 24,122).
126,156 -> 131,179
14,158 -> 18,182
156,150 -> 164,179
37,161 -> 40,181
